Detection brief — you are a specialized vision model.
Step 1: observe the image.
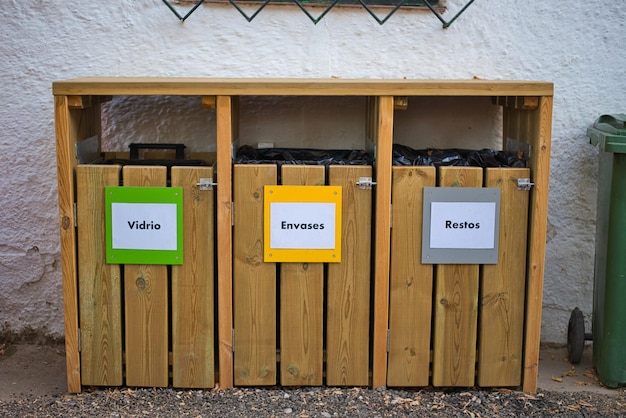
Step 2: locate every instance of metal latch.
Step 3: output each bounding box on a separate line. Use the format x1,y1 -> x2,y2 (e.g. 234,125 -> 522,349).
197,178 -> 217,191
356,177 -> 377,190
517,178 -> 534,191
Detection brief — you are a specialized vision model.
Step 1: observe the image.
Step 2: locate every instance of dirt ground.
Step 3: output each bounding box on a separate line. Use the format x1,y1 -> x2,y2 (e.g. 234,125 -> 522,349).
0,343 -> 67,402
0,341 -> 619,401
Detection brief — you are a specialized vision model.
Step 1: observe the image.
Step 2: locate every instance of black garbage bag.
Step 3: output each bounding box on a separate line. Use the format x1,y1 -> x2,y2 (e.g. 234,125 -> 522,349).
392,144 -> 526,168
234,145 -> 373,166
392,145 -> 468,167
466,148 -> 527,168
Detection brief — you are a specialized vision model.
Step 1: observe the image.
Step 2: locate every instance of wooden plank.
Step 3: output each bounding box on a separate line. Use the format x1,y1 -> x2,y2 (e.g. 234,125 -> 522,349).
326,165 -> 372,386
56,96 -> 102,393
393,96 -> 409,110
201,95 -> 216,110
432,166 -> 482,387
55,96 -> 81,393
522,96 -> 553,393
387,166 -> 436,387
495,96 -> 539,110
171,166 -> 215,388
53,78 -> 554,98
477,168 -> 530,387
68,95 -> 111,109
371,96 -> 394,389
233,164 -> 277,385
280,165 -> 325,386
123,166 -> 169,387
76,165 -> 123,386
68,95 -> 92,109
216,95 -> 235,389
503,100 -> 552,392
365,97 -> 374,144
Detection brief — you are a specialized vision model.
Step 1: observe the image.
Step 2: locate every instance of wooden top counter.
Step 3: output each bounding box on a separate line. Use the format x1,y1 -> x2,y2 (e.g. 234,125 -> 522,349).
53,77 -> 554,97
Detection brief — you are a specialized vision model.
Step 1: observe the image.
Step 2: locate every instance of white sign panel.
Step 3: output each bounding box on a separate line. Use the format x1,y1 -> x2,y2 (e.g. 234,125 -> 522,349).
429,202 -> 496,249
111,202 -> 178,251
269,202 -> 336,249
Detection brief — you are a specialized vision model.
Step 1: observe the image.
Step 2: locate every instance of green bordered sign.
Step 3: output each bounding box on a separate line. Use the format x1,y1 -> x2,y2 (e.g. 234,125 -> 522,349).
105,186 -> 183,265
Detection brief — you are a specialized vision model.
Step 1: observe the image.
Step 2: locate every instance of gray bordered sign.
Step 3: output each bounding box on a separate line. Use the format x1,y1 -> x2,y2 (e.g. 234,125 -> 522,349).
422,187 -> 500,264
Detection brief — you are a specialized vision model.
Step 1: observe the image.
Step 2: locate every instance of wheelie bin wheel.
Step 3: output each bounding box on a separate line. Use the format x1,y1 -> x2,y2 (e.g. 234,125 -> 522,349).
567,307 -> 585,364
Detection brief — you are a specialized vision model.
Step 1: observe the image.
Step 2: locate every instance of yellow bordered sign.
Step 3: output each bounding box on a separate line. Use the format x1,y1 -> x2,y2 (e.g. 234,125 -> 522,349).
264,185 -> 342,263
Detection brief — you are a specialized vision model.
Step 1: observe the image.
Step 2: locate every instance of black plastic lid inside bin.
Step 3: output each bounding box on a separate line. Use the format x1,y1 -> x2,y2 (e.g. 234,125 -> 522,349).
392,144 -> 527,168
105,143 -> 207,167
234,145 -> 373,166
588,114 -> 626,153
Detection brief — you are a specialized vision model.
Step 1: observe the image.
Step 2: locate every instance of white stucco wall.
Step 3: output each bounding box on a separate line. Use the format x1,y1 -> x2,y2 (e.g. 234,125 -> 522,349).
1,0 -> 624,344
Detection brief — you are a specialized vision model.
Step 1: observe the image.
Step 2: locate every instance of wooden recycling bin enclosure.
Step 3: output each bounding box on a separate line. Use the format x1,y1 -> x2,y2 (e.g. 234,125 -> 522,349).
53,78 -> 553,393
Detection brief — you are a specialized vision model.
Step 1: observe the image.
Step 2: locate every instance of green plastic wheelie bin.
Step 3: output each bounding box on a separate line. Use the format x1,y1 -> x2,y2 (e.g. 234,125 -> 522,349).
570,114 -> 626,388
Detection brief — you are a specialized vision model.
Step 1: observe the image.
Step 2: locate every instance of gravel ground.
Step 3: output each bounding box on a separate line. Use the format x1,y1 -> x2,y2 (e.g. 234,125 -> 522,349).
1,385 -> 626,417
2,343 -> 625,417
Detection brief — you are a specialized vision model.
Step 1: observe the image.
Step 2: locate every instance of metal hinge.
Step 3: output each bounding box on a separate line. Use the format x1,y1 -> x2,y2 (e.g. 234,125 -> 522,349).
197,178 -> 217,191
231,202 -> 235,226
386,329 -> 391,353
73,203 -> 78,228
356,177 -> 377,190
232,329 -> 235,353
517,178 -> 534,191
77,329 -> 81,352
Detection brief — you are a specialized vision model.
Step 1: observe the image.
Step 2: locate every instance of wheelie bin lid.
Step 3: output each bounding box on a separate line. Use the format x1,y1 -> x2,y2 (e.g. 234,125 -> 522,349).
588,114 -> 626,153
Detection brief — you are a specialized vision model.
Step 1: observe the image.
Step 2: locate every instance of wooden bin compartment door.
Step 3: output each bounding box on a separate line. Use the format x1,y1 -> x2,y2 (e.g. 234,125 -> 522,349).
477,167 -> 530,387
386,166 -> 530,388
431,166 -> 483,387
233,164 -> 372,387
76,164 -> 123,387
387,166 -> 436,387
326,164 -> 372,386
279,165 -> 325,386
233,164 -> 278,386
75,164 -> 215,388
171,166 -> 216,389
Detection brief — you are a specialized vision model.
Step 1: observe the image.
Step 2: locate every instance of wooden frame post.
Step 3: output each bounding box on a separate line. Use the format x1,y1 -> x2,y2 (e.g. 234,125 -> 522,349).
522,96 -> 553,392
55,95 -> 81,393
216,95 -> 235,389
371,96 -> 393,388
